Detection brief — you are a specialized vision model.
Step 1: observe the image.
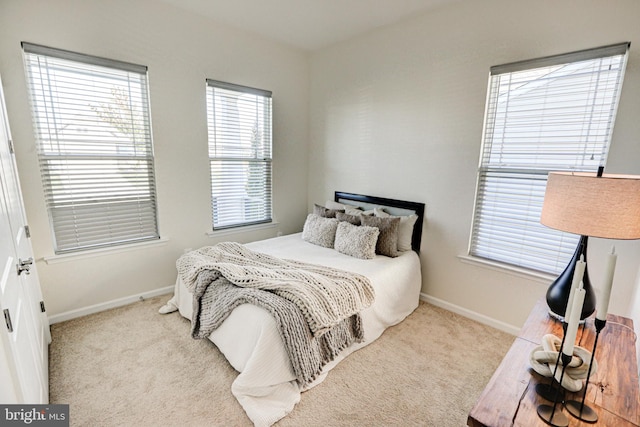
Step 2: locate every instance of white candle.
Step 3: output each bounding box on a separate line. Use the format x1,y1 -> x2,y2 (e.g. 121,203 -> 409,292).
564,255 -> 586,322
563,287 -> 585,357
596,246 -> 617,322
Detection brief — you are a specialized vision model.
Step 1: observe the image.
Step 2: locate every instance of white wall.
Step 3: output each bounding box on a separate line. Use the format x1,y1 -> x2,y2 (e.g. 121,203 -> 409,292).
631,266 -> 640,375
0,0 -> 309,317
309,0 -> 640,329
1,0 -> 639,336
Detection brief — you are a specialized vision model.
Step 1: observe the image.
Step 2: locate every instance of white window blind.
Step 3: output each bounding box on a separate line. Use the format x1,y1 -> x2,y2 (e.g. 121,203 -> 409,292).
206,79 -> 272,229
22,42 -> 159,253
470,43 -> 629,274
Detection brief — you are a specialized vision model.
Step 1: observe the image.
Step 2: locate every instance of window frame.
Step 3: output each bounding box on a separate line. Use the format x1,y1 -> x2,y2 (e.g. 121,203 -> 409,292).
205,79 -> 273,231
22,42 -> 160,254
469,43 -> 629,275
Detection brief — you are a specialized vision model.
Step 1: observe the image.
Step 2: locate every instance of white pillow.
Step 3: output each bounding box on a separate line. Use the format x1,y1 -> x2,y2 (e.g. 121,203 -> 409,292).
334,222 -> 379,259
374,208 -> 418,252
373,207 -> 388,217
302,214 -> 339,248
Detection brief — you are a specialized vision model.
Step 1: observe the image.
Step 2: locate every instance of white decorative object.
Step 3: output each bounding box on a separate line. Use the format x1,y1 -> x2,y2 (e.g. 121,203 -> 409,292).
596,246 -> 617,321
564,255 -> 585,322
562,288 -> 585,357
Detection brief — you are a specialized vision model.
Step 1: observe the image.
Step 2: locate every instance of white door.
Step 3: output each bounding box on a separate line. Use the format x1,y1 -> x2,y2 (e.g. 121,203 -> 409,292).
0,74 -> 50,403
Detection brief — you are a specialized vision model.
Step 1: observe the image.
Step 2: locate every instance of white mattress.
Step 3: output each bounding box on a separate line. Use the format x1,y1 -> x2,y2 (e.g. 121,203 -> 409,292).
165,233 -> 421,426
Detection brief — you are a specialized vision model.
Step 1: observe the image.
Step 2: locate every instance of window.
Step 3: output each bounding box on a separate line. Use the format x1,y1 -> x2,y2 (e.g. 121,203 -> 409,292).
470,43 -> 629,274
206,79 -> 272,230
22,43 -> 159,253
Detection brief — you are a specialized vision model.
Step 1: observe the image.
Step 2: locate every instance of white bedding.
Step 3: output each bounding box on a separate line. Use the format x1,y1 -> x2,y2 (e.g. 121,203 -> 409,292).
163,232 -> 421,426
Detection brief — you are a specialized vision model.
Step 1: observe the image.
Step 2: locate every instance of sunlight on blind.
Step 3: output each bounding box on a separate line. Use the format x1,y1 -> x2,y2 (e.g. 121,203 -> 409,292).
23,43 -> 159,253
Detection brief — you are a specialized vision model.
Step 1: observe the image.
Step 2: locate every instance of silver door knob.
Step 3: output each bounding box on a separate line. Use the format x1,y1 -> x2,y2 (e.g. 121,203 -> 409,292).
17,257 -> 33,275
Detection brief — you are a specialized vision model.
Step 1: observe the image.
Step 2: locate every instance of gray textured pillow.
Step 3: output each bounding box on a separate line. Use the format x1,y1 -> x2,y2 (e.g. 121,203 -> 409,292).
374,208 -> 419,252
361,215 -> 400,257
334,222 -> 379,259
336,211 -> 362,225
313,204 -> 344,218
325,200 -> 363,216
302,214 -> 339,248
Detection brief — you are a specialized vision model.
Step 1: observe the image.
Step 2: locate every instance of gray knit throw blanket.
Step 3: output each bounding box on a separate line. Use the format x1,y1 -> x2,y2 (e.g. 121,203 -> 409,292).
176,242 -> 375,337
192,270 -> 364,386
176,242 -> 376,386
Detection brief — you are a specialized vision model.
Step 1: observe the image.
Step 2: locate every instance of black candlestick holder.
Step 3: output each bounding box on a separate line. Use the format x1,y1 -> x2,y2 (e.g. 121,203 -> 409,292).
535,322 -> 567,402
537,352 -> 573,427
565,317 -> 605,423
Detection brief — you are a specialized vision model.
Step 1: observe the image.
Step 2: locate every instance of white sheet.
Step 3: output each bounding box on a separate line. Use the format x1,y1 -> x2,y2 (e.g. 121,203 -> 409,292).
164,233 -> 421,426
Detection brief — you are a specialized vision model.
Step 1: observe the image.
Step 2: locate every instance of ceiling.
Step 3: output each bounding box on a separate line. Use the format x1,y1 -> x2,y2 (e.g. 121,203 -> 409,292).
158,0 -> 460,51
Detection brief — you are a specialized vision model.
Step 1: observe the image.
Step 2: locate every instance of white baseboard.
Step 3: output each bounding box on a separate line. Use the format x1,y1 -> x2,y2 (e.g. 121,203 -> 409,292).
420,293 -> 520,336
48,286 -> 174,324
48,287 -> 520,334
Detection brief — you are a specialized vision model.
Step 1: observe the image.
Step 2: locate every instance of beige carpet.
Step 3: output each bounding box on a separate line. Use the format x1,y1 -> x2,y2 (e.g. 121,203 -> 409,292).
49,296 -> 513,426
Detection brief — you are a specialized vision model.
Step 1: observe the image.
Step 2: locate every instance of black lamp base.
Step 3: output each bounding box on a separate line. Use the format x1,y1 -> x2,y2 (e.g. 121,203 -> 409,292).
546,235 -> 596,320
546,309 -> 587,324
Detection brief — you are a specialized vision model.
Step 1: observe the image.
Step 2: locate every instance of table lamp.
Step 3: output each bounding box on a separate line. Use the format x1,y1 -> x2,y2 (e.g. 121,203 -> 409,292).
537,169 -> 640,426
540,169 -> 640,320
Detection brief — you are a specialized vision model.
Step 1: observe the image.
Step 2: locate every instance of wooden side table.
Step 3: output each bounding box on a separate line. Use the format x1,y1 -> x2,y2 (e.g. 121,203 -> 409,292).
467,298 -> 640,426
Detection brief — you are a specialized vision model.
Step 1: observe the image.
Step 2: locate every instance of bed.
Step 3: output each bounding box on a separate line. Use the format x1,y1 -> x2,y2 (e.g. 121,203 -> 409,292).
161,192 -> 425,426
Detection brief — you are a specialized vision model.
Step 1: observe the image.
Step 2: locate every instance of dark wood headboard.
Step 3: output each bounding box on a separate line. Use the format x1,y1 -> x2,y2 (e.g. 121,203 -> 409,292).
334,191 -> 426,252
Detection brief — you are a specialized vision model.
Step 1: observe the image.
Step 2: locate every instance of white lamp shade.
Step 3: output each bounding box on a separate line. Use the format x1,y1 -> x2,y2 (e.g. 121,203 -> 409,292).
541,172 -> 640,239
